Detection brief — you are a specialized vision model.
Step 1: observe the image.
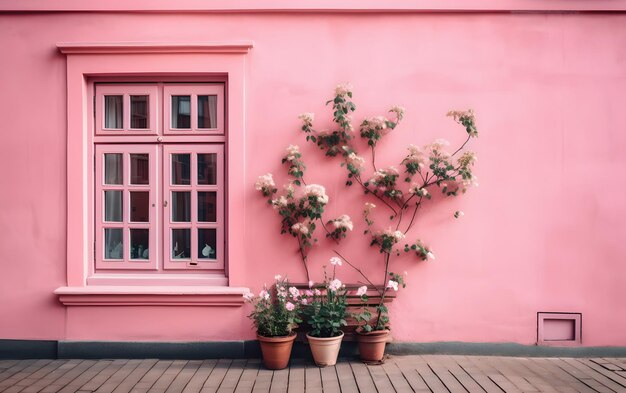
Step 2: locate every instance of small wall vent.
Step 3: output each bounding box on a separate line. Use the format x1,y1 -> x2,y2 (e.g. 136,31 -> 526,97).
537,312 -> 582,346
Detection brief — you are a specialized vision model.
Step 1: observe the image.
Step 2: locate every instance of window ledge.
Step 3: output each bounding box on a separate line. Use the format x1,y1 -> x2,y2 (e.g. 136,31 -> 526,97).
54,286 -> 250,306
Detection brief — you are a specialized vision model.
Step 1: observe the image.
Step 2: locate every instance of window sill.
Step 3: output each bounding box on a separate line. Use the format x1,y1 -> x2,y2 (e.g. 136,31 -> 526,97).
54,286 -> 250,306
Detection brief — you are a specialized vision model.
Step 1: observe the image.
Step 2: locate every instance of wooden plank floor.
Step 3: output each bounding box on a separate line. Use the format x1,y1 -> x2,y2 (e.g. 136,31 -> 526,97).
0,356 -> 625,392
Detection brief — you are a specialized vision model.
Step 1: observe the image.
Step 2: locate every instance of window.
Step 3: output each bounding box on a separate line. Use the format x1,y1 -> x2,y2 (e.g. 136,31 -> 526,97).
57,42 -> 251,303
94,83 -> 225,275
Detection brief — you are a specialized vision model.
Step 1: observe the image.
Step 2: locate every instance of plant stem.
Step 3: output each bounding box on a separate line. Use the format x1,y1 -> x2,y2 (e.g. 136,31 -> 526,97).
451,134 -> 471,157
333,250 -> 383,296
353,176 -> 398,216
296,236 -> 311,282
404,197 -> 423,234
320,218 -> 340,245
374,253 -> 391,330
371,145 -> 378,172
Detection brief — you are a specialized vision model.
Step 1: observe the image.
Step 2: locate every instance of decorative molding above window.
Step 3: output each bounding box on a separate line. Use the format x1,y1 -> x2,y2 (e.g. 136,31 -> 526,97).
6,1 -> 626,13
55,286 -> 248,306
56,42 -> 254,55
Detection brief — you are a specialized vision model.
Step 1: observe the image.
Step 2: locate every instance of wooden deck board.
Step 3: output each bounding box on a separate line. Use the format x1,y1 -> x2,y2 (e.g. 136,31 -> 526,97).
348,360 -> 377,393
302,364 -> 321,393
1,356 -> 625,392
181,360 -> 217,393
200,360 -> 231,393
233,360 -> 259,393
285,359 -> 304,393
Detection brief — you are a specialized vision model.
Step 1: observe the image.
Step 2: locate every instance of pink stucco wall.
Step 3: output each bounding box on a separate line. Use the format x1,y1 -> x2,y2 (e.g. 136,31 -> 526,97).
1,8 -> 625,346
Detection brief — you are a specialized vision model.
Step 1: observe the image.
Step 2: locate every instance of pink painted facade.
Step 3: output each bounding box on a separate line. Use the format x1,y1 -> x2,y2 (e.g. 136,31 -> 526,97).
1,2 -> 626,347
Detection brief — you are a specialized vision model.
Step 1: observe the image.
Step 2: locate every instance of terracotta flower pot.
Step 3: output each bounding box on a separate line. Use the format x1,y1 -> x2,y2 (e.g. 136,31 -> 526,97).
306,331 -> 344,367
356,330 -> 390,363
257,333 -> 296,370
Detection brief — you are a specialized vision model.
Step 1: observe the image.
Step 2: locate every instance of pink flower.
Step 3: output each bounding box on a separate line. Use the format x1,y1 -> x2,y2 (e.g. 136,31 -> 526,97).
314,289 -> 322,296
308,280 -> 314,288
285,302 -> 295,311
301,298 -> 308,305
305,290 -> 314,297
328,279 -> 343,292
288,287 -> 300,298
356,286 -> 367,296
387,280 -> 399,291
259,290 -> 270,300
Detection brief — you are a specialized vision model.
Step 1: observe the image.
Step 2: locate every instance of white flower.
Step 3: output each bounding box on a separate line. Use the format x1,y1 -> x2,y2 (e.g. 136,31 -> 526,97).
255,173 -> 275,193
301,298 -> 308,305
408,184 -> 429,197
243,292 -> 255,301
367,116 -> 387,130
331,215 -> 353,231
369,167 -> 399,185
390,105 -> 406,120
387,280 -> 399,291
285,302 -> 295,311
271,196 -> 288,209
291,222 -> 310,235
346,152 -> 365,171
274,275 -> 282,281
308,280 -> 314,288
284,145 -> 300,162
330,257 -> 342,266
314,289 -> 322,296
405,145 -> 427,169
328,279 -> 343,292
356,286 -> 368,296
364,202 -> 376,213
259,289 -> 270,300
298,112 -> 315,124
303,184 -> 329,204
335,83 -> 353,96
426,252 -> 436,260
381,228 -> 405,242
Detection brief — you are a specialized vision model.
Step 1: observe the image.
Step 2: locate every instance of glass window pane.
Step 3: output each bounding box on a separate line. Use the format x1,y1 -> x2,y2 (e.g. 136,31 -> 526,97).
130,154 -> 149,185
198,229 -> 217,260
171,154 -> 190,185
198,192 -> 217,222
104,95 -> 123,129
130,95 -> 149,129
172,229 -> 190,259
197,153 -> 217,185
198,95 -> 217,129
104,190 -> 123,222
171,95 -> 191,129
104,228 -> 123,259
104,153 -> 122,185
130,229 -> 149,260
172,191 -> 191,222
130,192 -> 149,222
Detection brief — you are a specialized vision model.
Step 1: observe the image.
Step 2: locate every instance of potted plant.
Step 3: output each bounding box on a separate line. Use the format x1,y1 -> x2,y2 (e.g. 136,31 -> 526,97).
299,259 -> 348,367
351,272 -> 406,363
243,275 -> 301,370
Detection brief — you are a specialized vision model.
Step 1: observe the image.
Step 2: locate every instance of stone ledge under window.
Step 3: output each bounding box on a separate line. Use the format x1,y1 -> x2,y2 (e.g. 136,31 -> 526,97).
54,286 -> 250,306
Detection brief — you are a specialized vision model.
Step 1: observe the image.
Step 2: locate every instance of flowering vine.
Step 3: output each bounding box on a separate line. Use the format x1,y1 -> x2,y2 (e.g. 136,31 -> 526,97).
296,83 -> 479,332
